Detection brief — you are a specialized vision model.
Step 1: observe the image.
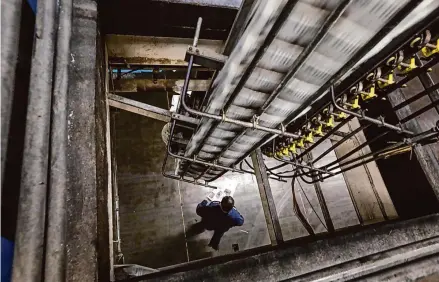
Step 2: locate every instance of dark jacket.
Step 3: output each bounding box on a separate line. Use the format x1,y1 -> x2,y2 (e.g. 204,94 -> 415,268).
196,200 -> 244,232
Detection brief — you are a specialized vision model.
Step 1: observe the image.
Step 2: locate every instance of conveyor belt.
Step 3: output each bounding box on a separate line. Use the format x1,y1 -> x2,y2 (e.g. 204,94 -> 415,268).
180,0 -> 436,181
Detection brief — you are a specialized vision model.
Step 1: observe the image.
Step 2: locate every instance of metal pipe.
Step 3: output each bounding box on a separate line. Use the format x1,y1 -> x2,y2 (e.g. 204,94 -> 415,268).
383,54 -> 439,95
324,142 -> 407,174
294,139 -> 407,180
320,149 -> 406,181
271,139 -> 334,176
166,116 -> 296,180
198,1 -> 350,179
400,99 -> 439,123
194,165 -> 211,180
240,160 -> 288,183
12,0 -> 58,280
1,0 -> 22,185
297,152 -> 389,184
320,131 -> 390,170
311,123 -> 371,165
166,117 -> 291,182
166,117 -> 245,173
330,85 -> 412,134
105,42 -> 116,280
114,169 -> 122,261
392,82 -> 439,111
270,155 -> 323,177
161,150 -> 218,189
294,117 -> 353,161
111,112 -> 123,264
44,0 -> 72,280
193,17 -> 202,48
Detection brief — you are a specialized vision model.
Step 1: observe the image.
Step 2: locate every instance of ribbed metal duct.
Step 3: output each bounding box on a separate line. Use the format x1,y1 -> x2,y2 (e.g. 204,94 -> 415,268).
181,0 -> 417,180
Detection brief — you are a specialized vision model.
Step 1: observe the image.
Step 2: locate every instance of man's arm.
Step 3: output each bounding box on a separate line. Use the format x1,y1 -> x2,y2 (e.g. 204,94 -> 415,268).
230,209 -> 244,226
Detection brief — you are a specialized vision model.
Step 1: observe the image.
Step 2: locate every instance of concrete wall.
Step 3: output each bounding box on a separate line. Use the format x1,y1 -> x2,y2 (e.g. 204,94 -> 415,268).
138,214 -> 439,282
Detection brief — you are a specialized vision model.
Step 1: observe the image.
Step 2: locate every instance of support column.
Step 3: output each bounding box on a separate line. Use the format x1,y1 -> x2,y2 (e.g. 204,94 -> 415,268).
65,0 -> 105,281
251,149 -> 284,245
1,0 -> 22,183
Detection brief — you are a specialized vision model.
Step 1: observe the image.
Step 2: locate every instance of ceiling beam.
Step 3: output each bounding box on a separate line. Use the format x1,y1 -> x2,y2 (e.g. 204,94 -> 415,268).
106,35 -> 223,67
113,78 -> 210,93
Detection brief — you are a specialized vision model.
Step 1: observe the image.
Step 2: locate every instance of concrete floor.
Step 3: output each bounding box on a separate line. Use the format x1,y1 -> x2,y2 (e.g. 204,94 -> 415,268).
113,93 -> 394,268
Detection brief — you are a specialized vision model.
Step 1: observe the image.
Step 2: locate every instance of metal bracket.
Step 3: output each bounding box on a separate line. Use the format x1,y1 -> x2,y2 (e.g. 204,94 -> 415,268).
271,139 -> 335,176
185,45 -> 228,69
330,85 -> 413,134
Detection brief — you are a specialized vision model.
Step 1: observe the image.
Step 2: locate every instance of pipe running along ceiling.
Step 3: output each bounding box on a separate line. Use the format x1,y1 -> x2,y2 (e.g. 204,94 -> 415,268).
180,0 -> 437,181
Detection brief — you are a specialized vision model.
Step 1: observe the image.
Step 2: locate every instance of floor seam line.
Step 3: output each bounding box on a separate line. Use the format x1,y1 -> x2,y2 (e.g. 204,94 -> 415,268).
178,180 -> 190,262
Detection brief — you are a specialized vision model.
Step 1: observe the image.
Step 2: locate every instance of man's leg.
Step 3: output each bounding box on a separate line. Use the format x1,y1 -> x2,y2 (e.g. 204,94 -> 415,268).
186,220 -> 206,238
208,230 -> 225,251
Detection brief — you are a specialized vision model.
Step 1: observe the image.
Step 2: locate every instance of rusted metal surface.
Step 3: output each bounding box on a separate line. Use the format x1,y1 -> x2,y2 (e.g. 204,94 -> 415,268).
106,35 -> 223,66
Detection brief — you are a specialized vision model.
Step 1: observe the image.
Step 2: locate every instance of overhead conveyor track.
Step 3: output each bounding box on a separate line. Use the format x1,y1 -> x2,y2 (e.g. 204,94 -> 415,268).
162,0 -> 439,186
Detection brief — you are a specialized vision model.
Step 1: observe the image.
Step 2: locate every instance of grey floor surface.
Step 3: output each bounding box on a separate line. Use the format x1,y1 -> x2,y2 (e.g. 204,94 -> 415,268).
113,95 -> 393,268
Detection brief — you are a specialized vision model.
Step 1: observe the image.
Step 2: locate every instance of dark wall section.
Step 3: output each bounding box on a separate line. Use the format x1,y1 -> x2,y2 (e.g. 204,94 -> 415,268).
100,0 -> 237,39
132,214 -> 439,282
366,125 -> 438,219
362,73 -> 439,219
1,0 -> 35,242
112,91 -> 188,268
95,18 -> 111,281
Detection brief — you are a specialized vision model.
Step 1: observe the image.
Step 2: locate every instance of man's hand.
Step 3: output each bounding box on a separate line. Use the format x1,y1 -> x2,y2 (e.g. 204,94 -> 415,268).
199,200 -> 208,207
196,200 -> 209,217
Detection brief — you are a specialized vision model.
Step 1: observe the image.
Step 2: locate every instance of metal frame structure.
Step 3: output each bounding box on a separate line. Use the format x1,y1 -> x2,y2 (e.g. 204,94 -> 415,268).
162,2 -> 439,185
180,1 -> 432,181
103,0 -> 439,256
218,2 -> 439,181
155,0 -> 439,243
4,0 -> 439,281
